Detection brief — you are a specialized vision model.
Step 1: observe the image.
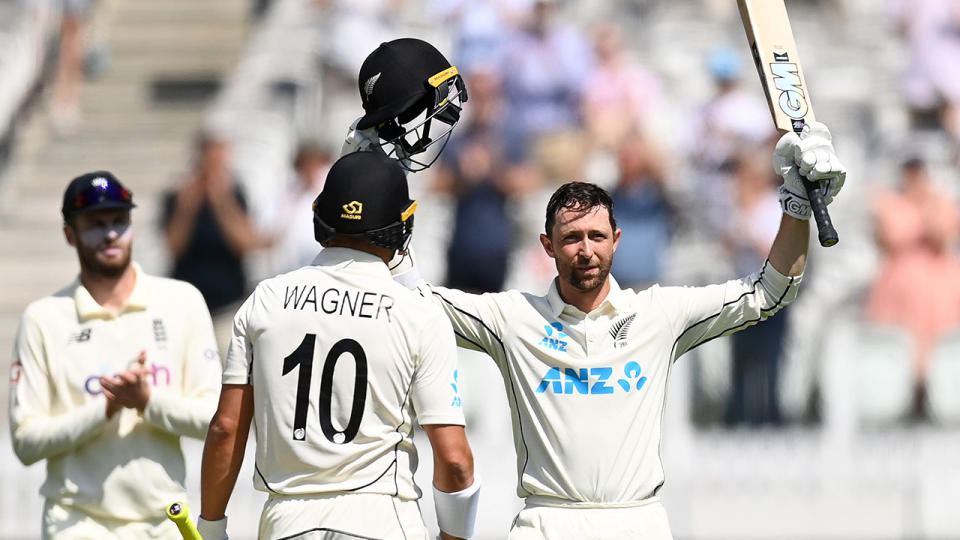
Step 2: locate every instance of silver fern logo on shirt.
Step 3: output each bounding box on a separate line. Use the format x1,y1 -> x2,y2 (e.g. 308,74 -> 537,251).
609,313 -> 636,349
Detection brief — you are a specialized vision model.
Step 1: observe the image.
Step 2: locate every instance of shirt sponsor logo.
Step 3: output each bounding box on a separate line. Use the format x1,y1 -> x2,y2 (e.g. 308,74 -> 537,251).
538,322 -> 568,352
609,313 -> 636,349
10,360 -> 22,384
536,361 -> 647,395
451,369 -> 462,407
83,363 -> 172,395
68,328 -> 92,344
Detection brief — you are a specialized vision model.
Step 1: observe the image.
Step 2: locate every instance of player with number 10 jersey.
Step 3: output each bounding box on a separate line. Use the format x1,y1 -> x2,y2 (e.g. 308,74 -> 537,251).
223,249 -> 463,497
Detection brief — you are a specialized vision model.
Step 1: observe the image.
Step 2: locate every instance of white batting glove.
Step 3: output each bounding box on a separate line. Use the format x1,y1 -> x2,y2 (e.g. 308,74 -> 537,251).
340,117 -> 381,157
773,121 -> 847,220
197,516 -> 228,540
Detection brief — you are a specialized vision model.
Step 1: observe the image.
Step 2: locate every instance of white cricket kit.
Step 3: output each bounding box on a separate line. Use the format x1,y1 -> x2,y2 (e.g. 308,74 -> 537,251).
419,261 -> 800,506
223,248 -> 464,500
9,264 -> 221,523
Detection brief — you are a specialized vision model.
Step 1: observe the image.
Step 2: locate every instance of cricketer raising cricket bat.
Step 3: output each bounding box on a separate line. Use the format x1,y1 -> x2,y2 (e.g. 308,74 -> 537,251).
166,501 -> 202,540
737,0 -> 839,247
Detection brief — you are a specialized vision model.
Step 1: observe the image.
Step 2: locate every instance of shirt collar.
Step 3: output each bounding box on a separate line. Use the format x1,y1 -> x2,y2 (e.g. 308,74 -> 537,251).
74,262 -> 149,320
546,274 -> 627,317
310,247 -> 390,276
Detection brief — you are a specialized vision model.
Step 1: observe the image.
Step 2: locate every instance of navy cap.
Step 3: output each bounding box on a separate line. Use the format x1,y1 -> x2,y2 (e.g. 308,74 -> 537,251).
61,171 -> 136,218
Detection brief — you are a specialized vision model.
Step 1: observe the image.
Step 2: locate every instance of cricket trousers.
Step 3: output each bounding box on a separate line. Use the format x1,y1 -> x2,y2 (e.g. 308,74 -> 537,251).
42,500 -> 179,540
259,492 -> 430,539
508,497 -> 674,540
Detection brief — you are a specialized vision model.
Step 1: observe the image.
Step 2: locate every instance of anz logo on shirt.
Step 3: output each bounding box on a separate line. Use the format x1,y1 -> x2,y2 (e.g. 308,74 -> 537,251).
450,369 -> 462,407
538,322 -> 569,352
536,361 -> 648,396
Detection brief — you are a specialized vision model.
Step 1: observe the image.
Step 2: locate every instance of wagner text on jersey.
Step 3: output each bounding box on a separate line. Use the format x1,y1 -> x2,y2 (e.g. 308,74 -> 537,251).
284,285 -> 394,321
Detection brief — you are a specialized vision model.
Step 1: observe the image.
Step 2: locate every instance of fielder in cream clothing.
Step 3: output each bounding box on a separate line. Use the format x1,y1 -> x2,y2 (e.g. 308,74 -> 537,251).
390,124 -> 847,538
8,171 -> 221,539
199,152 -> 480,540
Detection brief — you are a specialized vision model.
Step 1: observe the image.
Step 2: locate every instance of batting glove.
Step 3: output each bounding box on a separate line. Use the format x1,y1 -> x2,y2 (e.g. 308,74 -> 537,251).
773,121 -> 847,220
340,117 -> 381,157
197,515 -> 228,540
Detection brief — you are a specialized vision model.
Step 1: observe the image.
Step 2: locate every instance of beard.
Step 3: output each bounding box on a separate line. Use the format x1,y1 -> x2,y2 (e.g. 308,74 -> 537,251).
76,241 -> 131,278
561,257 -> 612,292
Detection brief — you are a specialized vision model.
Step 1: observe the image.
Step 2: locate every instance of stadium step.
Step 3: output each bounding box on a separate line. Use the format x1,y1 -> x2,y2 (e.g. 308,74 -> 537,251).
0,0 -> 250,430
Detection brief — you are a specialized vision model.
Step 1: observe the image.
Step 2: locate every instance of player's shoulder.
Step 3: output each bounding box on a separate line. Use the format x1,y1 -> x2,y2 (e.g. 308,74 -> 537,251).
140,272 -> 207,304
248,265 -> 317,299
21,282 -> 78,322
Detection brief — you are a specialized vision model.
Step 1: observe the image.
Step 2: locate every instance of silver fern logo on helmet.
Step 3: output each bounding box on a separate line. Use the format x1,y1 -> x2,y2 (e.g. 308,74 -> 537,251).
364,72 -> 381,98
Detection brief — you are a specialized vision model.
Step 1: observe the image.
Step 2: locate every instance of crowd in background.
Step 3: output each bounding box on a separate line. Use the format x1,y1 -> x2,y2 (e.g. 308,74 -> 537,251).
3,0 -> 960,429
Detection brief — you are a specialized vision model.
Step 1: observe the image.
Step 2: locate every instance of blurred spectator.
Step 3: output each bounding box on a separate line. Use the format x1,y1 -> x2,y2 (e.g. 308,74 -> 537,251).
686,47 -> 774,235
161,133 -> 262,350
890,0 -> 960,139
500,0 -> 593,175
431,0 -> 527,73
609,134 -> 673,289
582,22 -> 662,151
265,142 -> 332,273
434,69 -> 516,293
867,157 -> 960,380
723,151 -> 785,426
50,0 -> 95,135
689,47 -> 775,172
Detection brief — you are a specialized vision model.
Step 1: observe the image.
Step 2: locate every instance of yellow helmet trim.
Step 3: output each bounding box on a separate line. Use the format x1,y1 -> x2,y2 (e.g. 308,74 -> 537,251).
428,66 -> 459,88
401,200 -> 418,222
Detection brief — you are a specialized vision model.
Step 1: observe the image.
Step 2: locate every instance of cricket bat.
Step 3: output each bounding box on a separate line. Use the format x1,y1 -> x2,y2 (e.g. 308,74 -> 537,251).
737,0 -> 839,247
166,501 -> 202,540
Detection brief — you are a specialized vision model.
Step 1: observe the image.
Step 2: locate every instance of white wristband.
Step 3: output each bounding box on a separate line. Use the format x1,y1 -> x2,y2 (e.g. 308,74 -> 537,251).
433,475 -> 481,538
197,516 -> 228,540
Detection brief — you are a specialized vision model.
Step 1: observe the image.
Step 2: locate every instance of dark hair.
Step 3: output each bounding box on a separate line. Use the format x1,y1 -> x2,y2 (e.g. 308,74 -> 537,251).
544,181 -> 616,235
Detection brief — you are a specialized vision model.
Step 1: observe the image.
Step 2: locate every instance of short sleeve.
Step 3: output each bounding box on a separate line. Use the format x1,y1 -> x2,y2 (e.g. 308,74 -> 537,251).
222,289 -> 256,385
410,306 -> 465,427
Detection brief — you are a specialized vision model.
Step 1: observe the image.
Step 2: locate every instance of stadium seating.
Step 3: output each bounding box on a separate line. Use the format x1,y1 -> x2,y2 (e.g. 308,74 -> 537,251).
925,329 -> 960,425
853,322 -> 915,425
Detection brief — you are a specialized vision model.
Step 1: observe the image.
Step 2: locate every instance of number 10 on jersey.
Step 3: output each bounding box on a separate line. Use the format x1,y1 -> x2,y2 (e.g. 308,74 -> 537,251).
282,335 -> 368,444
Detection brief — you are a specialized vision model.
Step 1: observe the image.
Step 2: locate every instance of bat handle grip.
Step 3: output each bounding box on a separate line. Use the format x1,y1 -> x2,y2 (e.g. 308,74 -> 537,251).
166,501 -> 203,540
802,178 -> 839,247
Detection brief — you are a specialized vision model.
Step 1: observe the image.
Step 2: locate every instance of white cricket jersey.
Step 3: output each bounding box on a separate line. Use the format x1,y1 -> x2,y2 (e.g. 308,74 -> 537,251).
223,247 -> 464,500
419,260 -> 800,505
8,263 -> 222,521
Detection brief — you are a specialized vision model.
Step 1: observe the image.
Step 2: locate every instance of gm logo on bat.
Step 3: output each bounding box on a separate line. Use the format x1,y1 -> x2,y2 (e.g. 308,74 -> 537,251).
770,50 -> 808,120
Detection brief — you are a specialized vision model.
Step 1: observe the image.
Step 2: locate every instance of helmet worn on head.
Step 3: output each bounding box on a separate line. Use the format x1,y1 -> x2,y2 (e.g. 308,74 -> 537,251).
312,152 -> 417,253
357,38 -> 468,172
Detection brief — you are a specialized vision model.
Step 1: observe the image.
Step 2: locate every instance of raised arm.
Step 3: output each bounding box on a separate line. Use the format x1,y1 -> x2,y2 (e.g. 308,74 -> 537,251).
768,121 -> 846,276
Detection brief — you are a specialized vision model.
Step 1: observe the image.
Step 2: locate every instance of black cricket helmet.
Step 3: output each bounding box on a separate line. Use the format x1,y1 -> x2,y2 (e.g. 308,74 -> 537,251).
312,151 -> 417,253
356,38 -> 468,172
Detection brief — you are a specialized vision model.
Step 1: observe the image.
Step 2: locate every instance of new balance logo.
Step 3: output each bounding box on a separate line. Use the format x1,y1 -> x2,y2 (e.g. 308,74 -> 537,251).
69,328 -> 92,344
